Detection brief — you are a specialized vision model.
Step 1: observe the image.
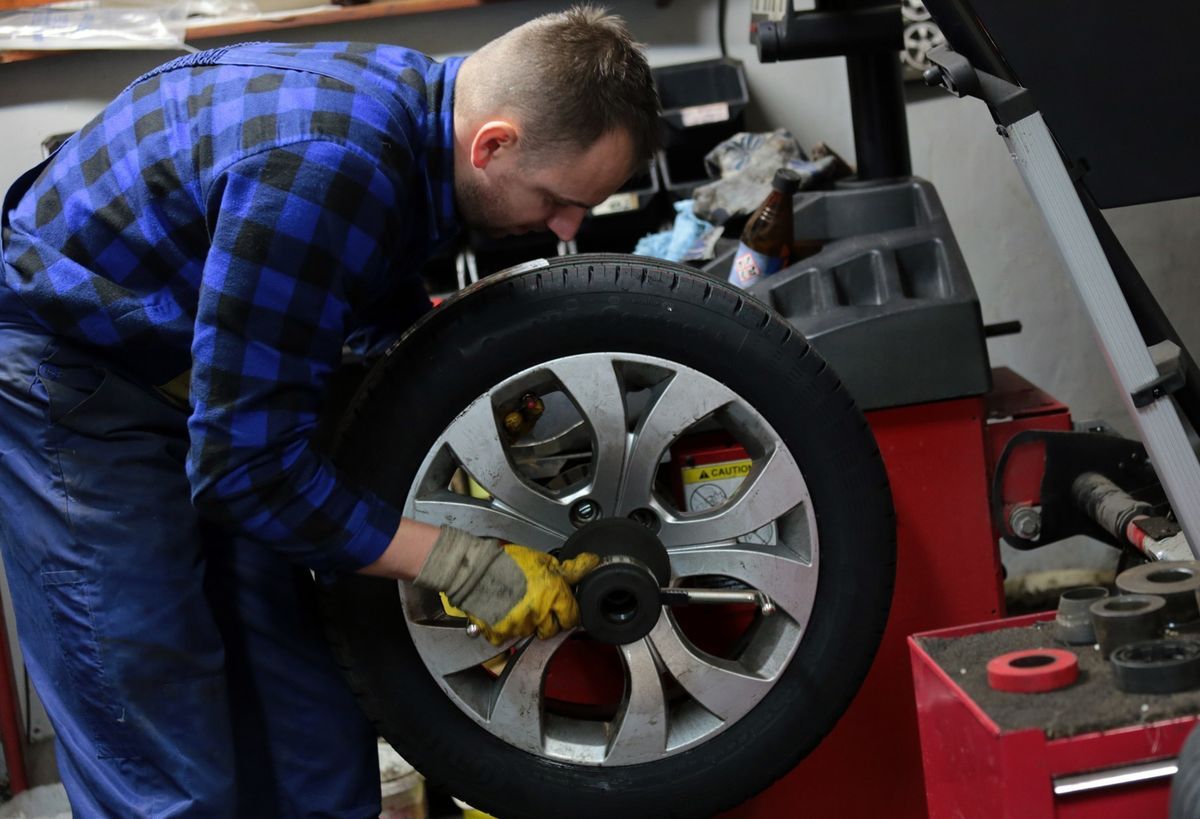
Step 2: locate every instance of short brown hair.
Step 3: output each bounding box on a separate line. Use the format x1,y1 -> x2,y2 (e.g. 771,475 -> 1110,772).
462,5 -> 661,166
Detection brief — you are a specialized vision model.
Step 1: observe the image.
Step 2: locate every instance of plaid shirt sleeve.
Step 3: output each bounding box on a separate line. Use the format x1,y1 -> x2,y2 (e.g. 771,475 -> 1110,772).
187,137 -> 406,572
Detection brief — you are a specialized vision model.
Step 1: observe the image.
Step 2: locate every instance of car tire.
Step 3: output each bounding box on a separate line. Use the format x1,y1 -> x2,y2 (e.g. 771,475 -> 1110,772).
319,254 -> 895,819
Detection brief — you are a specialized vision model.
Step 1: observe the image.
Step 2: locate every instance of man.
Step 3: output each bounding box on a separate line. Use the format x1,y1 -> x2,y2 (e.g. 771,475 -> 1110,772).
0,5 -> 660,816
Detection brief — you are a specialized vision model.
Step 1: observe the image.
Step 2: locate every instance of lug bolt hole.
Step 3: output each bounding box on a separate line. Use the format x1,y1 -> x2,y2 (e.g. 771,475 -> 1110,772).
570,499 -> 601,528
628,508 -> 660,532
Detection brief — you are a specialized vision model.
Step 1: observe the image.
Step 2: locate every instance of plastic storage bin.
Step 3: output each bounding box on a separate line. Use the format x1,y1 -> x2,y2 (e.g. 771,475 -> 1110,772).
652,58 -> 748,201
652,57 -> 748,147
655,145 -> 712,202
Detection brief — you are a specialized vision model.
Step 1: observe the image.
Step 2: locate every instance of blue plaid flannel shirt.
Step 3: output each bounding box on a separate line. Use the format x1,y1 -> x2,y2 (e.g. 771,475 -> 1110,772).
0,42 -> 462,571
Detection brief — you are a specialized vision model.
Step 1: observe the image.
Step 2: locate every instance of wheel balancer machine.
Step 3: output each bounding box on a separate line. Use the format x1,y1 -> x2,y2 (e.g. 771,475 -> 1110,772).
715,2 -> 1200,816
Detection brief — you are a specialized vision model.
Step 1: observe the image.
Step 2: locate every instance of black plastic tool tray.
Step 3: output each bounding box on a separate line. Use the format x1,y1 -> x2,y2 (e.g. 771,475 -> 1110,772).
704,177 -> 991,411
587,158 -> 661,225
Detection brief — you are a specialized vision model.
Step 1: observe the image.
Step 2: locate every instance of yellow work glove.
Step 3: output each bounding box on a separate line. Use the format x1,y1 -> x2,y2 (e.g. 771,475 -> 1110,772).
467,545 -> 600,645
414,526 -> 600,646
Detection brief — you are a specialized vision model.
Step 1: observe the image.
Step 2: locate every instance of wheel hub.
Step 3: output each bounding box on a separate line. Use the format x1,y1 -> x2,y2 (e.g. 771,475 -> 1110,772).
397,351 -> 820,765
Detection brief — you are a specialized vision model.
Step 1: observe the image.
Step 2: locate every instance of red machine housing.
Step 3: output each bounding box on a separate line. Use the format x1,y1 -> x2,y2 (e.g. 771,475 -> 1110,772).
722,367 -> 1072,818
910,611 -> 1197,818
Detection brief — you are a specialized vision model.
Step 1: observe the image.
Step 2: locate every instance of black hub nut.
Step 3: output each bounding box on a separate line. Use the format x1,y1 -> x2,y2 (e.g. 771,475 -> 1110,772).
575,560 -> 663,645
559,517 -> 672,645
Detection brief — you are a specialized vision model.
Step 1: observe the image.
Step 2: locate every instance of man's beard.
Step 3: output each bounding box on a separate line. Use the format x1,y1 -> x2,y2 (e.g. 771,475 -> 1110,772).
454,173 -> 510,236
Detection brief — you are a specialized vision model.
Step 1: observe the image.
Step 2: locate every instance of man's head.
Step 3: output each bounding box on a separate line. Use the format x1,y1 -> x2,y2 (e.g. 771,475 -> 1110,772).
453,5 -> 661,241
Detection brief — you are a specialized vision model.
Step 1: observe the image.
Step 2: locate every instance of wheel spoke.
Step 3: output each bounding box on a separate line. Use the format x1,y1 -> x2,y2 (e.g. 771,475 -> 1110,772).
411,491 -> 564,551
487,632 -> 569,753
407,618 -> 515,677
443,397 -> 571,534
656,446 -> 807,547
668,543 -> 817,624
604,637 -> 669,765
617,370 -> 736,514
648,615 -> 774,720
544,358 -> 627,513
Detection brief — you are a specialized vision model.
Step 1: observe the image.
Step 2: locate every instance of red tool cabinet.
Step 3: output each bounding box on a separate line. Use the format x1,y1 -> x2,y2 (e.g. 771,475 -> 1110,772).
910,611 -> 1200,818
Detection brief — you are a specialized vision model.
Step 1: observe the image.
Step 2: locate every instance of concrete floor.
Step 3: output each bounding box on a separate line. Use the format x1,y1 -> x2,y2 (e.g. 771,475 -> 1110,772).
0,784 -> 69,819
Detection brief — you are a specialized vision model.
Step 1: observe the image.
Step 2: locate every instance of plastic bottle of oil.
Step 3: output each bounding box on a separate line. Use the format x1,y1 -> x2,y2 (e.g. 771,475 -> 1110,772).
728,168 -> 802,288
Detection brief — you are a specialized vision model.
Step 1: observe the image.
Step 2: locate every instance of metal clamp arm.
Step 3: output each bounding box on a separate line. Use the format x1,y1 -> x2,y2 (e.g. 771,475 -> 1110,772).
924,46 -> 1036,126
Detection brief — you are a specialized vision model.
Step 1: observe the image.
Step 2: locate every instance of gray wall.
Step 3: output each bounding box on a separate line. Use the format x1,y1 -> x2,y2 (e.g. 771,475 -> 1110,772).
0,0 -> 721,184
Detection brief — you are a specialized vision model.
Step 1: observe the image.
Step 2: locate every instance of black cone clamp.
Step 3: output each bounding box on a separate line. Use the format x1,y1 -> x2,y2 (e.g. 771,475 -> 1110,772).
559,517 -> 671,646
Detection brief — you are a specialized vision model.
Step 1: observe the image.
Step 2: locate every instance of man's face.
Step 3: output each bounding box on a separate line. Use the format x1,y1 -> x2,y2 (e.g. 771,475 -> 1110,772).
455,128 -> 635,243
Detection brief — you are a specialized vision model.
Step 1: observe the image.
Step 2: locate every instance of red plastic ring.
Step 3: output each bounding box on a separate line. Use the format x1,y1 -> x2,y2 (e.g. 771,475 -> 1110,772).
986,648 -> 1079,693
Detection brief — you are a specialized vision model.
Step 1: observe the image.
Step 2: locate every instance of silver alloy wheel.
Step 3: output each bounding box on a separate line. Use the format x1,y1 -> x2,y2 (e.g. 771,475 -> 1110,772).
400,352 -> 818,766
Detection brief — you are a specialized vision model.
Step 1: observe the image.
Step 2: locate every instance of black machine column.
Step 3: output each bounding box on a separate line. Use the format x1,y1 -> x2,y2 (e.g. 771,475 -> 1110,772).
756,0 -> 911,181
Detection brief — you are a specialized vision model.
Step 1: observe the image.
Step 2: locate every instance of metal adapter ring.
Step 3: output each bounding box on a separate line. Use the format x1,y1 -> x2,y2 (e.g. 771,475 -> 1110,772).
1110,638 -> 1200,694
1055,586 -> 1109,645
1089,594 -> 1166,659
574,556 -> 663,645
987,649 -> 1079,693
1116,561 -> 1200,627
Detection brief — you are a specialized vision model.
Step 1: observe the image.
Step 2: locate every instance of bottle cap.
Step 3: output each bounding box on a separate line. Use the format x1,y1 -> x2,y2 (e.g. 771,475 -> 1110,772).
771,168 -> 802,195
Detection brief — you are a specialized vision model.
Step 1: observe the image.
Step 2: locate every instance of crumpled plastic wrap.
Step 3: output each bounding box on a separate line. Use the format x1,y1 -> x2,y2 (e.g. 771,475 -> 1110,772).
633,200 -> 724,263
692,129 -> 852,222
0,0 -> 256,51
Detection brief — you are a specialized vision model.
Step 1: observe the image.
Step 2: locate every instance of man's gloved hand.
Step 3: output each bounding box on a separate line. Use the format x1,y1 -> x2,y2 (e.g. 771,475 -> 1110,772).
414,526 -> 600,646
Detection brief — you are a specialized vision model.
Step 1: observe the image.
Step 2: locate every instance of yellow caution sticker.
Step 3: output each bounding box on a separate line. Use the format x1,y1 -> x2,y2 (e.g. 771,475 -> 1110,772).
681,459 -> 753,485
680,458 -> 776,545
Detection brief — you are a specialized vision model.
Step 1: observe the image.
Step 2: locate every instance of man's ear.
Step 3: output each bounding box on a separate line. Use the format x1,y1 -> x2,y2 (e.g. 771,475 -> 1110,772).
470,120 -> 519,170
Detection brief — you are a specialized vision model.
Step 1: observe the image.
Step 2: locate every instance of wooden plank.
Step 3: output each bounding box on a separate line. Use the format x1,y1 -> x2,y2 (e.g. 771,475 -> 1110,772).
188,0 -> 496,39
0,0 -> 52,11
0,50 -> 45,64
0,0 -> 503,63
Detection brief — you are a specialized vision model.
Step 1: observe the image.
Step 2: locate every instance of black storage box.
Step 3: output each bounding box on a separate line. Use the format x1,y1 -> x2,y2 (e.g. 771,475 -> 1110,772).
652,57 -> 749,147
656,145 -> 712,202
652,58 -> 749,201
